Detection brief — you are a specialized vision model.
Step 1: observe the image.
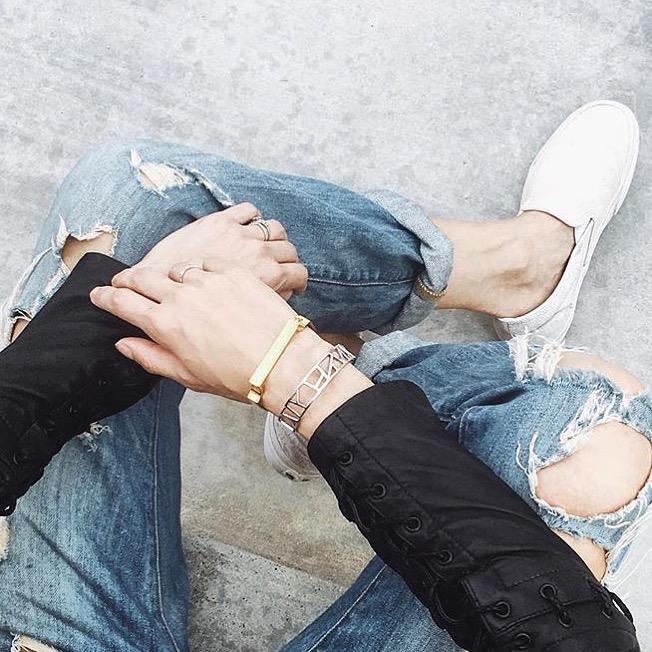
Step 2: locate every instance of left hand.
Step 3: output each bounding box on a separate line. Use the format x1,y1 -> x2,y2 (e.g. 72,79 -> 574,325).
137,202 -> 307,300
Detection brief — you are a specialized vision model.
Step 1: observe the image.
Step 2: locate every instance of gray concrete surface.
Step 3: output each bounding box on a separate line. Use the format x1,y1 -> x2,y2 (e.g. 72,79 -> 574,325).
1,0 -> 651,650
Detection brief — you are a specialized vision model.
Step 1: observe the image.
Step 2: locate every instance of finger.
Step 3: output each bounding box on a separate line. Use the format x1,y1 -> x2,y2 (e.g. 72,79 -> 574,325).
265,219 -> 288,241
112,267 -> 179,302
267,240 -> 299,263
245,219 -> 287,242
168,261 -> 205,284
229,202 -> 261,225
115,337 -> 200,387
90,286 -> 159,334
278,263 -> 308,294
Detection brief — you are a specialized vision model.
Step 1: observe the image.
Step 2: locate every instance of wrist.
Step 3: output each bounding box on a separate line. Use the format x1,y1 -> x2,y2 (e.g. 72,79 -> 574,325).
261,330 -> 373,439
261,329 -> 331,415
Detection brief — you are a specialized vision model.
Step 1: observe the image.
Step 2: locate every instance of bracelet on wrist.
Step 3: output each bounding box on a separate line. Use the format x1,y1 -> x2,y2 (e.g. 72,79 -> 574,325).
247,315 -> 311,404
279,344 -> 356,429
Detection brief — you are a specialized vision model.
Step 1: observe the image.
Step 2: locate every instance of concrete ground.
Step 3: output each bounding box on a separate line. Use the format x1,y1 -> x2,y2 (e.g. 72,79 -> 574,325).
1,1 -> 651,649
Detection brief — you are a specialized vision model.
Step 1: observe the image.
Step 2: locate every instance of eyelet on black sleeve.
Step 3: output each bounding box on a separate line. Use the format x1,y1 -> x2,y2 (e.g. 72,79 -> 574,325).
492,601 -> 511,619
370,483 -> 387,500
338,451 -> 354,466
539,583 -> 558,600
405,516 -> 422,532
435,549 -> 454,565
512,632 -> 533,649
558,612 -> 574,628
12,449 -> 29,466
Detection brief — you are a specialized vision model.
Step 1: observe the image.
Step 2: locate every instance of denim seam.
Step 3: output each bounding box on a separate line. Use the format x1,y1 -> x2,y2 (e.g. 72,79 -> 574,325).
305,564 -> 387,651
307,276 -> 415,287
152,386 -> 183,652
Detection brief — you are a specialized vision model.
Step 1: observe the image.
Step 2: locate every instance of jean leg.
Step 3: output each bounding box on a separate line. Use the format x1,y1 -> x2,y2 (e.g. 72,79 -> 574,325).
0,380 -> 188,652
281,557 -> 458,652
2,140 -> 451,340
286,333 -> 652,651
0,154 -> 208,649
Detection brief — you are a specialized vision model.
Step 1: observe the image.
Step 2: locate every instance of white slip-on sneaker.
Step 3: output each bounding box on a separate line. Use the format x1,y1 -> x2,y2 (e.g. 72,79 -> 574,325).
494,100 -> 639,341
263,412 -> 319,482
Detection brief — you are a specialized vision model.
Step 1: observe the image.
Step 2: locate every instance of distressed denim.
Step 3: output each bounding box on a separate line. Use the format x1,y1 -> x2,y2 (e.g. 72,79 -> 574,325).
0,140 -> 648,651
284,333 -> 652,651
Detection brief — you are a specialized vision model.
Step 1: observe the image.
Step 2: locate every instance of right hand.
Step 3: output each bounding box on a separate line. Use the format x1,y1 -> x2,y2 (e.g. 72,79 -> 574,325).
137,202 -> 308,300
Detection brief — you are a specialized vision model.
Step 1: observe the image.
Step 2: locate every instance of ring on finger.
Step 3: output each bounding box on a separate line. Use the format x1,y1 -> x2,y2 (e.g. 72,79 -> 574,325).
250,219 -> 271,242
170,263 -> 203,284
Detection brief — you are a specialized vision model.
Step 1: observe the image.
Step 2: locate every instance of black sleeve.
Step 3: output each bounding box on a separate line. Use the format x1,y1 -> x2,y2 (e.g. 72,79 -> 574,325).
308,381 -> 639,652
0,253 -> 158,515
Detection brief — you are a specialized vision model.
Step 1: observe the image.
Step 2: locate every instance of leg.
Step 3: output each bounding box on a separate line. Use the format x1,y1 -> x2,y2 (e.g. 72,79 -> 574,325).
282,557 -> 451,652
284,335 -> 651,651
362,332 -> 652,582
4,139 -> 579,344
0,378 -> 188,652
0,154 -> 208,649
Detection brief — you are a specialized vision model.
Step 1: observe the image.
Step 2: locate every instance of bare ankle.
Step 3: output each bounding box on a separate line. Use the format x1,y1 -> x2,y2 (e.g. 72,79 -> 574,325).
434,211 -> 573,317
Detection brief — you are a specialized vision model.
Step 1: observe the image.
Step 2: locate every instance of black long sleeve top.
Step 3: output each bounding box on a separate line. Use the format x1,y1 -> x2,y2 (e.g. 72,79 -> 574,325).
308,381 -> 639,652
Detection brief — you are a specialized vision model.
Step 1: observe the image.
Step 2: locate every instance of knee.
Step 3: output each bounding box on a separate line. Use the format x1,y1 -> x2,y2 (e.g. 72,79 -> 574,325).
537,420 -> 651,517
537,351 -> 651,517
61,138 -> 178,203
69,138 -> 139,180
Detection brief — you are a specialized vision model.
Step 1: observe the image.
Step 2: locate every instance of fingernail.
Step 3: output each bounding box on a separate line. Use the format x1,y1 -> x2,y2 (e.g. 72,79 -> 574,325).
115,341 -> 134,360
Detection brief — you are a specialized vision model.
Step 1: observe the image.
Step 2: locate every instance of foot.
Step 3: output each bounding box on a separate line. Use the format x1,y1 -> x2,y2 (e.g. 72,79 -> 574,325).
437,210 -> 574,319
0,253 -> 157,514
494,100 -> 639,341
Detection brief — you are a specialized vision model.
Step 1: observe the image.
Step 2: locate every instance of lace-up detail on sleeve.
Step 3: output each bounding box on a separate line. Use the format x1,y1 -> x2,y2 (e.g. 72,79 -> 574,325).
0,254 -> 158,515
308,381 -> 640,652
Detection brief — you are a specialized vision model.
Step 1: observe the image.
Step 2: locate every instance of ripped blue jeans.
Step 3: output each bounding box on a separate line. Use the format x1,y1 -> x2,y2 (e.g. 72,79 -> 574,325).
0,140 -> 649,652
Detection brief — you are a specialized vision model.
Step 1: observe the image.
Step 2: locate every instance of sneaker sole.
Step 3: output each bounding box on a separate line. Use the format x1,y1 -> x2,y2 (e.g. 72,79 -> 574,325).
263,415 -> 316,482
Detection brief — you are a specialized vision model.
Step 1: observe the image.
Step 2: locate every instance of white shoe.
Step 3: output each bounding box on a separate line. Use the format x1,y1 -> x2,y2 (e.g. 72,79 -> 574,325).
494,101 -> 639,341
263,412 -> 319,482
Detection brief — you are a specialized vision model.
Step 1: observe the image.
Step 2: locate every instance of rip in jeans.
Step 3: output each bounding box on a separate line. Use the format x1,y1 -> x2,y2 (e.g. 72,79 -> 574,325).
510,333 -> 652,595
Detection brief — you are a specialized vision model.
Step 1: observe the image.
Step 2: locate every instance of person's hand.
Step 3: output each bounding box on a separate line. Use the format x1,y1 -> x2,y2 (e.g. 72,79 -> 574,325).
90,263 -> 373,437
89,264 -> 331,404
137,202 -> 307,300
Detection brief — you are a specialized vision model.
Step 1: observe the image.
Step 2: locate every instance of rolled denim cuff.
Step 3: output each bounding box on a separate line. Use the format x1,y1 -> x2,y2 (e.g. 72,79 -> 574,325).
363,190 -> 453,334
355,331 -> 426,379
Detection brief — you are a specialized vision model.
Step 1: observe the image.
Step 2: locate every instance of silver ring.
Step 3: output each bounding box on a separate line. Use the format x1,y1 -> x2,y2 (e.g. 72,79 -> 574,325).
174,264 -> 203,283
251,219 -> 271,242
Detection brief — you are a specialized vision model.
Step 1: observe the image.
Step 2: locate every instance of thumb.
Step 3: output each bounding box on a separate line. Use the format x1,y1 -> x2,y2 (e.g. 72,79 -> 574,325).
116,337 -> 195,386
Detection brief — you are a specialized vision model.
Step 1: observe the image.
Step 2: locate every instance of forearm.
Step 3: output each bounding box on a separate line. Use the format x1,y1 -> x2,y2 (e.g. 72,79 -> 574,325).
262,350 -> 638,650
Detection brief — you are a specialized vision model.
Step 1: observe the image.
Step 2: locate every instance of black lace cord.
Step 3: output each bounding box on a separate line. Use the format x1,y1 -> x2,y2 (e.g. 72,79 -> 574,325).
587,579 -> 634,623
609,590 -> 634,622
539,583 -> 573,627
327,465 -> 488,634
